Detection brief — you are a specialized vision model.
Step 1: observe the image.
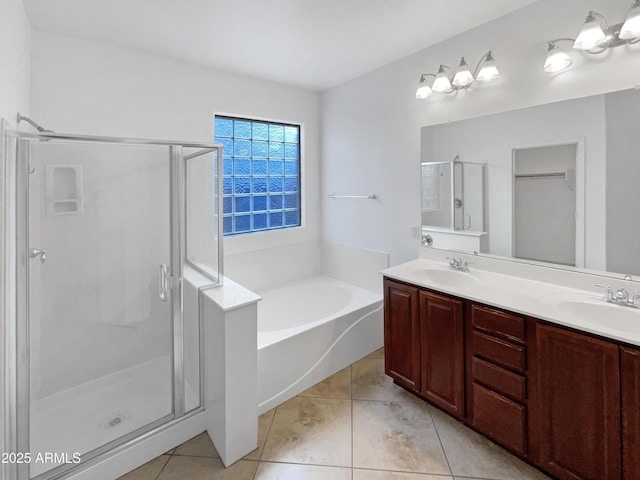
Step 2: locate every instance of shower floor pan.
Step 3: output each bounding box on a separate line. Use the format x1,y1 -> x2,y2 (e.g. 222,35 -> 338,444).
28,355 -> 186,477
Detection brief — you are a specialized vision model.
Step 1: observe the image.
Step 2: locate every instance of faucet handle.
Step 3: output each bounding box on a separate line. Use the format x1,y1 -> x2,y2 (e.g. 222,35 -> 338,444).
594,284 -> 614,301
615,288 -> 629,302
632,291 -> 640,306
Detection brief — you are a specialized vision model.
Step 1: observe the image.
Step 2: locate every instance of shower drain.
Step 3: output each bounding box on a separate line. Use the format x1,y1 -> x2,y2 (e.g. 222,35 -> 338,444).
103,414 -> 126,429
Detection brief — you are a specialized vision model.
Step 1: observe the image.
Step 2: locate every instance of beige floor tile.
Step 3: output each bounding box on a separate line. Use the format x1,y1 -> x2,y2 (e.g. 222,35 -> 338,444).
173,432 -> 219,458
367,347 -> 385,359
429,406 -> 551,480
351,357 -> 417,403
298,366 -> 352,399
255,461 -> 352,480
244,409 -> 276,460
261,396 -> 352,467
117,455 -> 170,480
156,456 -> 257,480
354,469 -> 453,480
353,399 -> 450,475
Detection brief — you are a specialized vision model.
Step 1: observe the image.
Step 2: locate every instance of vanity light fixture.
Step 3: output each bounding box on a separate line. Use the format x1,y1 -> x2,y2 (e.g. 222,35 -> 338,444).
545,3 -> 640,73
544,40 -> 574,73
415,51 -> 499,99
621,0 -> 640,39
433,65 -> 454,93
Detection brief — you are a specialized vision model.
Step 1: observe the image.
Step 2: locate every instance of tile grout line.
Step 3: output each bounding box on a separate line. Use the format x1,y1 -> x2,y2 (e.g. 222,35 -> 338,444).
426,404 -> 455,479
350,364 -> 354,480
152,453 -> 171,480
354,467 -> 455,478
258,405 -> 279,463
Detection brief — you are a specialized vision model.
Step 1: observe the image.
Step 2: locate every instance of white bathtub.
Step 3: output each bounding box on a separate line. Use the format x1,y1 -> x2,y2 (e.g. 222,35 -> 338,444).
256,275 -> 383,414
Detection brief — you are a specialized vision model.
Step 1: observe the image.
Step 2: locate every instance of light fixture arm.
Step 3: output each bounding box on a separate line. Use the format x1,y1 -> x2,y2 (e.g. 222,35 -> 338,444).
548,37 -> 576,46
440,64 -> 456,78
589,10 -> 610,31
471,51 -> 494,77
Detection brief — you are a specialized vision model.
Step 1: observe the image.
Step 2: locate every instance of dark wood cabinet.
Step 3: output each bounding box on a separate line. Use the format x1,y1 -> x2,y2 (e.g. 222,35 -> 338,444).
622,347 -> 640,480
468,304 -> 528,456
419,290 -> 464,417
534,323 -> 621,480
383,275 -> 637,480
383,279 -> 420,391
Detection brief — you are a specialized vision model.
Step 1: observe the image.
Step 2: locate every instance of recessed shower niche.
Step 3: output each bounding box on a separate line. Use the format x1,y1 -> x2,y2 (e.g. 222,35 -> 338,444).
45,164 -> 84,215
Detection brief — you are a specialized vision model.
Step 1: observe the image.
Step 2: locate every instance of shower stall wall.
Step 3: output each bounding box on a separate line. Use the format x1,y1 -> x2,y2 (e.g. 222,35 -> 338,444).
3,128 -> 223,480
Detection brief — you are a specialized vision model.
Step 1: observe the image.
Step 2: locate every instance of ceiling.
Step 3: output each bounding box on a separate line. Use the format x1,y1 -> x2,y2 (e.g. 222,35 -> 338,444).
23,0 -> 539,91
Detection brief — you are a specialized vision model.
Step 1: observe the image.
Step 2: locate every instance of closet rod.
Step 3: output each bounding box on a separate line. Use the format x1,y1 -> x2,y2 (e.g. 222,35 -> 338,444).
515,172 -> 566,179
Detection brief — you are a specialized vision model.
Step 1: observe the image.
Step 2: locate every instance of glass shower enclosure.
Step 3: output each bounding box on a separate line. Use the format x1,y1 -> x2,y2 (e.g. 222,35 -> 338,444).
421,160 -> 486,233
3,129 -> 222,480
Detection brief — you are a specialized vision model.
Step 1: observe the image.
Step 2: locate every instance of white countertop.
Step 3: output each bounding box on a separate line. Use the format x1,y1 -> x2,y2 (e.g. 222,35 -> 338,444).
381,258 -> 640,347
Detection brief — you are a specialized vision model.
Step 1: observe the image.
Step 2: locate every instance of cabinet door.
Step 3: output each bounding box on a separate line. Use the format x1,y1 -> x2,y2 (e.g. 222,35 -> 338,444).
384,279 -> 420,391
535,323 -> 621,480
419,291 -> 464,417
622,347 -> 640,480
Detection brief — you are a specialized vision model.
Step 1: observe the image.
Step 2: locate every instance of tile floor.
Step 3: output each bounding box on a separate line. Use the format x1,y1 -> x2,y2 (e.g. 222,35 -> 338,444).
119,348 -> 551,480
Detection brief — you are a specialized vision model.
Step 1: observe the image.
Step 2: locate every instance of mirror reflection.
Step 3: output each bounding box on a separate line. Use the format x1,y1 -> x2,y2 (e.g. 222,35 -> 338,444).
421,87 -> 640,277
421,159 -> 486,233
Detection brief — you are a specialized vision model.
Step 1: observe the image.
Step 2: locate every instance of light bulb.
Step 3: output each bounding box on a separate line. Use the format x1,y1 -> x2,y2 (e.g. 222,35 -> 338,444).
544,43 -> 573,73
452,57 -> 474,88
476,52 -> 500,82
620,0 -> 640,40
574,11 -> 607,50
416,77 -> 433,99
432,65 -> 453,93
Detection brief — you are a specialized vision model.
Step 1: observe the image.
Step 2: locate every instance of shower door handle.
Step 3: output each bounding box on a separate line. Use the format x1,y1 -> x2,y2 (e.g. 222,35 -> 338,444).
159,264 -> 169,302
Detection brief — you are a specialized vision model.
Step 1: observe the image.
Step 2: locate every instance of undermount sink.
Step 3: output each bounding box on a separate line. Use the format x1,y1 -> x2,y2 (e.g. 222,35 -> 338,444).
546,293 -> 640,335
413,268 -> 479,288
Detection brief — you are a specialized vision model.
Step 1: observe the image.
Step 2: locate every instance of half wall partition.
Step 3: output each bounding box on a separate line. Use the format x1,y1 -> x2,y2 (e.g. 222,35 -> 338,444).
3,129 -> 222,480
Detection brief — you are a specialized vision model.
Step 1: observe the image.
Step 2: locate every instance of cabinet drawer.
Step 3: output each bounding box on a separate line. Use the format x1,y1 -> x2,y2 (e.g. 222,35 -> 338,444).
472,383 -> 527,455
473,331 -> 526,372
471,304 -> 525,343
472,356 -> 526,402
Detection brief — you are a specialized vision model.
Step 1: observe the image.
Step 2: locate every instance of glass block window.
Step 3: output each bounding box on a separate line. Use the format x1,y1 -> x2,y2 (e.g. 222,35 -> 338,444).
215,115 -> 301,236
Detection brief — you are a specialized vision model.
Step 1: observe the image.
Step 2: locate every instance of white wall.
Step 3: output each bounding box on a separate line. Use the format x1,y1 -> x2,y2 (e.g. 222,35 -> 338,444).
0,0 -> 31,122
606,88 -> 640,275
30,32 -> 322,256
321,0 -> 640,266
0,0 -> 31,472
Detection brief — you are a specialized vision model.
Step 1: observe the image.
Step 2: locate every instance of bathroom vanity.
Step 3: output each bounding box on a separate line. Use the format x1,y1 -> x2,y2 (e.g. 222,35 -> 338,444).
382,260 -> 640,480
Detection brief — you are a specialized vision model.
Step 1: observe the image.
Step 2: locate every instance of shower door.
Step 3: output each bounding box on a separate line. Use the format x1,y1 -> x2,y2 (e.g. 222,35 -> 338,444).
22,138 -> 177,479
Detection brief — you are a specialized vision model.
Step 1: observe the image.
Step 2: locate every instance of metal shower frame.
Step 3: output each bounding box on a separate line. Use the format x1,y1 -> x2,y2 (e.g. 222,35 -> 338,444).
3,128 -> 223,480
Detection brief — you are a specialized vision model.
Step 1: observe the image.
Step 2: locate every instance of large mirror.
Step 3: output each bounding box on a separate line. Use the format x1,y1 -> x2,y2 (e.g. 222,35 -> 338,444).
421,87 -> 640,277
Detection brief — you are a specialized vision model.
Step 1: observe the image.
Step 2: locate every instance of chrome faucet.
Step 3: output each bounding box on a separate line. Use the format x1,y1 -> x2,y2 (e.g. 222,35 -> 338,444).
445,256 -> 471,272
595,284 -> 640,308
